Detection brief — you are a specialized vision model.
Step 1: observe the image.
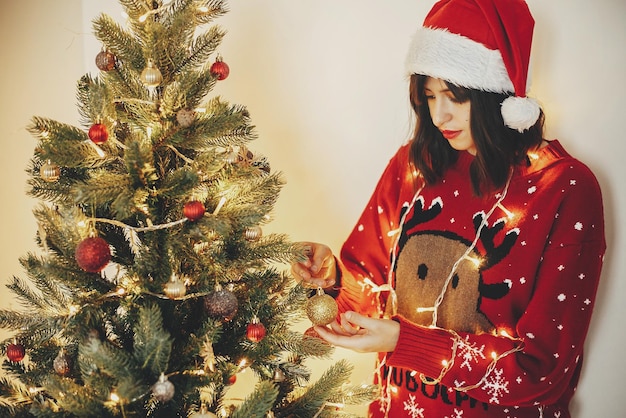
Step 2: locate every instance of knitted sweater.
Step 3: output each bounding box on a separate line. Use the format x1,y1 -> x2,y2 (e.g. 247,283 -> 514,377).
335,140 -> 605,418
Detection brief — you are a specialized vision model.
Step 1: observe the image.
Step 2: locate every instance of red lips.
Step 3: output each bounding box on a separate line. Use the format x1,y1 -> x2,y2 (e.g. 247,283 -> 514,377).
441,130 -> 461,140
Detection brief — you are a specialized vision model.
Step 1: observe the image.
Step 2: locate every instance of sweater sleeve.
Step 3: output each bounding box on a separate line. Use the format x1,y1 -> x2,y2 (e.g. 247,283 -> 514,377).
334,145 -> 413,318
386,161 -> 606,407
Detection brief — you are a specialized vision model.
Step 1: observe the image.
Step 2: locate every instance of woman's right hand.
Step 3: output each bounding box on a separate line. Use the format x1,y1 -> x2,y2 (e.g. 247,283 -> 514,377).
291,242 -> 337,289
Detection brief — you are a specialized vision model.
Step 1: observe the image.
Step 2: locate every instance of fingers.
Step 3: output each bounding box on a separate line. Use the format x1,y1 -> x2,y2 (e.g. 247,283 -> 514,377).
313,312 -> 400,353
291,242 -> 336,289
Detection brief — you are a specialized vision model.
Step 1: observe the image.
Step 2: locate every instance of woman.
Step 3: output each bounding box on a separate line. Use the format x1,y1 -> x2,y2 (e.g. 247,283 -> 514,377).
292,1 -> 606,417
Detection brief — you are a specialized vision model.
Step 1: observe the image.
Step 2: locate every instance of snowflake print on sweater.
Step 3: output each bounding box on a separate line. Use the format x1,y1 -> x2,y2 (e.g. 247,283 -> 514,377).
403,394 -> 425,418
457,335 -> 486,371
482,368 -> 509,404
335,141 -> 605,417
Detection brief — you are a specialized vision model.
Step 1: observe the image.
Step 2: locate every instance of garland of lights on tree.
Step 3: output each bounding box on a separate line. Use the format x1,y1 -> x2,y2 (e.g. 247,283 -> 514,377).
0,1 -> 375,417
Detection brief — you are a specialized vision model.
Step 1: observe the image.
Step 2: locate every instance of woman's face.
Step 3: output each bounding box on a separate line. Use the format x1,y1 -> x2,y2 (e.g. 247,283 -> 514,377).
424,77 -> 475,155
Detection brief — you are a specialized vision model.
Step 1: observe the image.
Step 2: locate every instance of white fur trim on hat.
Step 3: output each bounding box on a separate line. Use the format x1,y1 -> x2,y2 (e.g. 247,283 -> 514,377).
501,96 -> 541,132
405,27 -> 514,93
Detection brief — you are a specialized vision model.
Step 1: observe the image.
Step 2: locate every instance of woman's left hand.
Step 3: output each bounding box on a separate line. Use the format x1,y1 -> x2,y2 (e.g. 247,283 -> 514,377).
314,311 -> 400,353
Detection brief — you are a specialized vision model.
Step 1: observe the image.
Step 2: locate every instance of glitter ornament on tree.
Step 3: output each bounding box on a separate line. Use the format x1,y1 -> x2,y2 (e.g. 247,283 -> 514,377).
53,349 -> 72,376
303,326 -> 327,343
176,108 -> 195,128
6,342 -> 25,363
151,373 -> 175,402
140,58 -> 163,87
88,123 -> 109,144
204,284 -> 238,321
40,160 -> 60,182
183,200 -> 205,221
95,49 -> 116,71
305,287 -> 339,326
246,316 -> 266,343
75,235 -> 111,273
210,55 -> 229,80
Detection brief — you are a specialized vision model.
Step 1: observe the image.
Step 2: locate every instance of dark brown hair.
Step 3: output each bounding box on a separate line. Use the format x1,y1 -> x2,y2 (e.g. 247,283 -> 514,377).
408,74 -> 545,196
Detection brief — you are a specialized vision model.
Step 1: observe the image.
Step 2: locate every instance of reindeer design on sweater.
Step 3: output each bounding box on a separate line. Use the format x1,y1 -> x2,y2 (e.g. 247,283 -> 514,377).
390,196 -> 518,334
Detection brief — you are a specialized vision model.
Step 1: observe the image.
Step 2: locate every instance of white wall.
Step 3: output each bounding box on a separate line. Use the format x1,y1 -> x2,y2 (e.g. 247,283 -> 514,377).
1,1 -> 624,416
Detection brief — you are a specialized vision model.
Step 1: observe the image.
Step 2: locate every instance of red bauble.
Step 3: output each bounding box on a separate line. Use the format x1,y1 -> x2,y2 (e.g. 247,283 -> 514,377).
210,56 -> 229,81
95,50 -> 116,71
227,374 -> 237,385
75,236 -> 111,273
88,123 -> 109,144
6,343 -> 25,362
183,200 -> 206,221
246,317 -> 266,343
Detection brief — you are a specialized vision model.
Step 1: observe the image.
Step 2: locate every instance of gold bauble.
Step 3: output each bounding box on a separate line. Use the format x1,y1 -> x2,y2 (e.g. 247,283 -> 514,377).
164,275 -> 186,299
140,59 -> 163,87
244,226 -> 262,241
305,287 -> 338,326
40,160 -> 60,182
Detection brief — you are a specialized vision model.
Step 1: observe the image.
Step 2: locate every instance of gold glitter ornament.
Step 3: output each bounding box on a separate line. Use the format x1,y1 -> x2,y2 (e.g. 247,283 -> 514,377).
305,287 -> 338,326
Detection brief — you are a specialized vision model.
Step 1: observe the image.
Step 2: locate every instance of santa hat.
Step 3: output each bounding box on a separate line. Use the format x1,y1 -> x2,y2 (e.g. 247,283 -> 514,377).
406,0 -> 540,132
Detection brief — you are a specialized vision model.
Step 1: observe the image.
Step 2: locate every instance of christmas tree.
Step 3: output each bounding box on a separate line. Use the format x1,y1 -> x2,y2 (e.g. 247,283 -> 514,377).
0,1 -> 374,416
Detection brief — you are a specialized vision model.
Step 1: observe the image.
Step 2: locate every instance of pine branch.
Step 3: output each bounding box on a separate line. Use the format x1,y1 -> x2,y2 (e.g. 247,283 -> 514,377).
72,171 -> 131,207
79,336 -> 139,382
93,13 -> 145,72
133,303 -> 173,376
5,276 -> 54,313
172,97 -> 256,149
43,374 -> 108,416
0,376 -> 33,415
231,380 -> 279,418
177,26 -> 226,76
327,383 -> 379,407
246,234 -> 299,265
282,360 -> 354,418
0,310 -> 43,331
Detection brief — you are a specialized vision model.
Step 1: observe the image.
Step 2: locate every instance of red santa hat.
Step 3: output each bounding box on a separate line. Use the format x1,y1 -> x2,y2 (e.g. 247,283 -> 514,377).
406,0 -> 541,132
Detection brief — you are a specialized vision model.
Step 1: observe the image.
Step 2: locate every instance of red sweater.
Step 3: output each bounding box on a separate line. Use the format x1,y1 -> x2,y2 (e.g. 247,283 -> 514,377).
335,140 -> 605,417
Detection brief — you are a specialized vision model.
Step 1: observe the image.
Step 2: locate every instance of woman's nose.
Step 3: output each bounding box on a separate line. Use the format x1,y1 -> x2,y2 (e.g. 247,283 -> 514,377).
430,99 -> 451,127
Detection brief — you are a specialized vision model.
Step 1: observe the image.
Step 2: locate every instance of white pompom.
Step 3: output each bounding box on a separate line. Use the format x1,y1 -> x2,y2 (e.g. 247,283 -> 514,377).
501,96 -> 541,132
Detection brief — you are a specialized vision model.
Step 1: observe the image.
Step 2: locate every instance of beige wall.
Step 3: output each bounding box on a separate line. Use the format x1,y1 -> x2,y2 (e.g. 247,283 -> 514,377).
0,2 -> 85,320
2,1 -> 625,416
